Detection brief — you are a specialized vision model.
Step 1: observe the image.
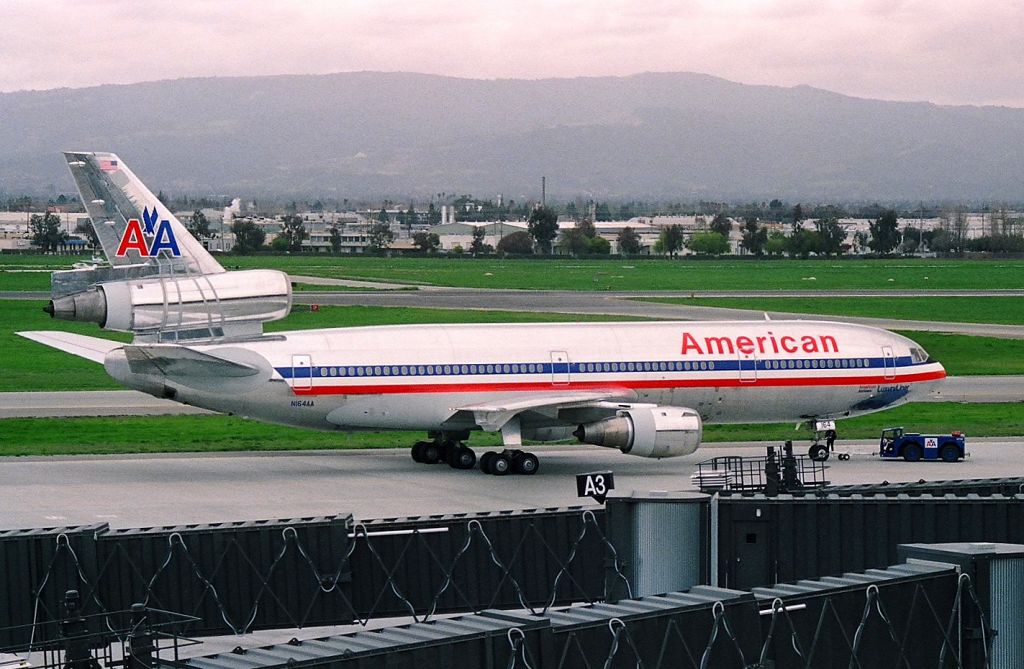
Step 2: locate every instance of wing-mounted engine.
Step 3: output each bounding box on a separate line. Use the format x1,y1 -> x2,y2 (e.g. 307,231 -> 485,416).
574,406 -> 703,458
46,269 -> 291,342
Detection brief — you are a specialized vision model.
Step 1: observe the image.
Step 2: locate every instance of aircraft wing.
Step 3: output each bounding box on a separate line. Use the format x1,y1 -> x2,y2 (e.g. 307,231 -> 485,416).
456,390 -> 636,432
122,345 -> 259,378
18,331 -> 124,364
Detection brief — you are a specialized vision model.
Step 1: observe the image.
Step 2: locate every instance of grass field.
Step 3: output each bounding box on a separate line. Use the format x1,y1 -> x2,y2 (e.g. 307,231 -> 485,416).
5,254 -> 1024,291
644,296 -> 1024,325
0,402 -> 1017,456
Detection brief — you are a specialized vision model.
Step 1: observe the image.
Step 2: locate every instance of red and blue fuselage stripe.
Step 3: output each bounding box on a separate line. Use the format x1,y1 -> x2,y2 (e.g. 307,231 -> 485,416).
274,355 -> 944,396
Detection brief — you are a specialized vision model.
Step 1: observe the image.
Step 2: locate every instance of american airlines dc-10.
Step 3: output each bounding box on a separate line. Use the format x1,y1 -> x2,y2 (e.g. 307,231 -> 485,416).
19,153 -> 947,475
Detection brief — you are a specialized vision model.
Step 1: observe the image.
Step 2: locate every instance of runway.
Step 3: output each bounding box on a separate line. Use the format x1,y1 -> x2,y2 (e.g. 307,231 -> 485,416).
2,439 -> 1022,529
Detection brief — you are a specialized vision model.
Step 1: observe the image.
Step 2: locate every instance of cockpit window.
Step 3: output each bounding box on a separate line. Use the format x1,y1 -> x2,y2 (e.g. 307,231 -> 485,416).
909,346 -> 929,363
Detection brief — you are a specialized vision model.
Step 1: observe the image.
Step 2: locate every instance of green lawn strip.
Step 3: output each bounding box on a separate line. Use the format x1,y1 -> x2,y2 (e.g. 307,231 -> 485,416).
6,255 -> 1024,291
0,271 -> 53,292
226,257 -> 1024,291
0,402 -> 1018,456
640,296 -> 1024,326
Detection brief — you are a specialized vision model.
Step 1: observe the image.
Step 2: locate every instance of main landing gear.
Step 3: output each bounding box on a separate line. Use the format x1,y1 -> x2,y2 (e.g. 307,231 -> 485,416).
411,438 -> 477,470
409,431 -> 540,475
479,449 -> 539,476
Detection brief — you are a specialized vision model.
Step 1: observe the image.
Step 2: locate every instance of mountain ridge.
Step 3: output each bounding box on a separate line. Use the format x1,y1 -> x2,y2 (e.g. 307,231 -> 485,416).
1,71 -> 1022,201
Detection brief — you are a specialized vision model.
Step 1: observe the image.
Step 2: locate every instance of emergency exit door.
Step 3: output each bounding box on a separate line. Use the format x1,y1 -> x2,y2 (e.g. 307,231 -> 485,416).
550,351 -> 570,385
292,354 -> 312,389
882,346 -> 895,380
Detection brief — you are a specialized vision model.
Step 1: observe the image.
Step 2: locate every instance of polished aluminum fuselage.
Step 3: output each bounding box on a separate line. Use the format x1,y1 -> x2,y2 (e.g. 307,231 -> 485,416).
106,319 -> 946,439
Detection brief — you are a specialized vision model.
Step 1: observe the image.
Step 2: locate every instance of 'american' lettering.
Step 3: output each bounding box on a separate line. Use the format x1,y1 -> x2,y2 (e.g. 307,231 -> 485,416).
681,331 -> 839,356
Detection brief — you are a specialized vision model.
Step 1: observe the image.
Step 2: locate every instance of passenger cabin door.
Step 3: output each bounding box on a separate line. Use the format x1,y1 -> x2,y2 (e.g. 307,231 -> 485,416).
882,346 -> 896,380
550,351 -> 570,386
738,351 -> 757,383
292,354 -> 312,390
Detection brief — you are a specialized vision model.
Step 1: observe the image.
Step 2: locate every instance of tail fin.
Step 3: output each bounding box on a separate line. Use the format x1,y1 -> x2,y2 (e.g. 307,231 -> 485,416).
63,151 -> 223,276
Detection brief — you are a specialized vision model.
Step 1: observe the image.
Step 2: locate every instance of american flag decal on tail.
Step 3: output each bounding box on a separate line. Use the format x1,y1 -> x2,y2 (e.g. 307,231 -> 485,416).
99,158 -> 119,173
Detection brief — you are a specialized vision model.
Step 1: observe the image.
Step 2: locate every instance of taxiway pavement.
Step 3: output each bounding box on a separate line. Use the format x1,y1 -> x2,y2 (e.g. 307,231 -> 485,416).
1,439 -> 1022,529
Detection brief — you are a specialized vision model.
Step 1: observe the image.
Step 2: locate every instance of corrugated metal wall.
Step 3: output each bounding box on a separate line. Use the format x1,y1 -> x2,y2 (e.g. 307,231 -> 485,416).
0,508 -> 610,639
716,493 -> 1024,590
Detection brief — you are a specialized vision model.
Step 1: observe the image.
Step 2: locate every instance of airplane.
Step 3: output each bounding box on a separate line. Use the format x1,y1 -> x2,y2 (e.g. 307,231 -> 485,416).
19,152 -> 947,475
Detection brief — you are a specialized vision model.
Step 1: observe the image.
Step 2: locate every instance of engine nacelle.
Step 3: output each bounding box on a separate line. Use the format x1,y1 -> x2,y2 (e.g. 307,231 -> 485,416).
46,269 -> 291,339
574,406 -> 703,458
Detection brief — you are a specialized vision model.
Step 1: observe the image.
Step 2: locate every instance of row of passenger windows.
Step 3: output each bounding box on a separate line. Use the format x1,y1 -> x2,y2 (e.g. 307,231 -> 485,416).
318,363 -> 547,377
311,357 -> 880,378
764,358 -> 873,370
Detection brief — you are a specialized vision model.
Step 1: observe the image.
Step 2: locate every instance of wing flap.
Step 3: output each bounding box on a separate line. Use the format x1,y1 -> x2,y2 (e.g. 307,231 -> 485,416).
457,390 -> 635,432
18,330 -> 123,364
123,345 -> 259,378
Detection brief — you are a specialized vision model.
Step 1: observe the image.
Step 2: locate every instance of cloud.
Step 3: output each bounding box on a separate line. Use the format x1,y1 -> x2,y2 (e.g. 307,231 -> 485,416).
0,0 -> 1021,106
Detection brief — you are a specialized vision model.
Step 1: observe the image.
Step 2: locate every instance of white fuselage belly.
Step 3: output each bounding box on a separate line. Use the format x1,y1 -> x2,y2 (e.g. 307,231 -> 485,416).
148,320 -> 945,436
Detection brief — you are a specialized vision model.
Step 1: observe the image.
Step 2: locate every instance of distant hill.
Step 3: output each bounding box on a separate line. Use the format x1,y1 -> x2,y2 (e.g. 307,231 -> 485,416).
2,71 -> 1023,201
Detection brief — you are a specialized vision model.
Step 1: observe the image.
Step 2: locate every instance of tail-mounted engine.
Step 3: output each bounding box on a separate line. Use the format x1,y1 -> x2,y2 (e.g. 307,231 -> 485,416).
45,269 -> 291,342
574,406 -> 703,458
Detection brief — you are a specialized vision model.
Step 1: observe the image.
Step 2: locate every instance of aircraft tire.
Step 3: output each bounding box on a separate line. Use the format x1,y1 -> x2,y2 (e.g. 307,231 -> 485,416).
421,442 -> 442,464
480,451 -> 496,474
809,444 -> 829,461
512,452 -> 540,475
489,453 -> 512,476
449,445 -> 477,470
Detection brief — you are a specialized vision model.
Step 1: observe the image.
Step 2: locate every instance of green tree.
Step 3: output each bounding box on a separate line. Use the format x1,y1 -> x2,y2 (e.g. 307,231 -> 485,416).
187,210 -> 212,239
868,210 -> 901,254
814,217 -> 847,256
328,225 -> 342,253
30,212 -> 67,253
709,213 -> 732,237
366,222 -> 394,252
496,230 -> 534,255
231,220 -> 265,254
787,228 -> 820,258
654,224 -> 684,257
791,203 -> 804,229
412,231 -> 440,253
279,214 -> 308,252
377,207 -> 390,225
577,218 -> 597,239
686,232 -> 729,256
740,217 -> 767,256
427,202 -> 441,226
617,226 -> 642,255
527,206 -> 559,254
587,235 -> 611,254
469,226 -> 491,255
404,204 -> 416,232
594,202 -> 613,221
557,228 -> 589,256
765,230 -> 788,256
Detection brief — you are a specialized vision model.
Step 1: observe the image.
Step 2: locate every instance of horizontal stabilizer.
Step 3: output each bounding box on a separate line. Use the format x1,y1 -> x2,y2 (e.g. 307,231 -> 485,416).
17,331 -> 123,364
123,345 -> 259,378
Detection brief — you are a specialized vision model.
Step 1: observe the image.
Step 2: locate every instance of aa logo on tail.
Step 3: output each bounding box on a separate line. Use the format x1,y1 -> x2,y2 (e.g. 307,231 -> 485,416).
115,207 -> 181,257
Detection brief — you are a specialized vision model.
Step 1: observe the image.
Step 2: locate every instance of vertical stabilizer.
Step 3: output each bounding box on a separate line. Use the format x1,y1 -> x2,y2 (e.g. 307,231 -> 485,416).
63,151 -> 223,276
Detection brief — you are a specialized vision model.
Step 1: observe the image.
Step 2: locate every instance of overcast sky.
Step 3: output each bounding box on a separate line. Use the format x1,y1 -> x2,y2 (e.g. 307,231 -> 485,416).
2,0 -> 1022,107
